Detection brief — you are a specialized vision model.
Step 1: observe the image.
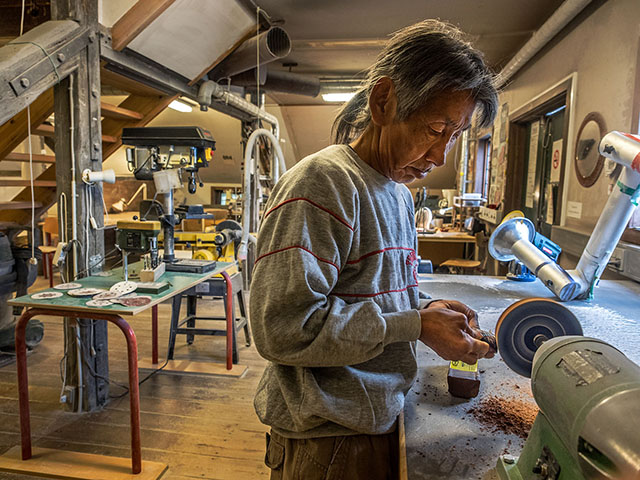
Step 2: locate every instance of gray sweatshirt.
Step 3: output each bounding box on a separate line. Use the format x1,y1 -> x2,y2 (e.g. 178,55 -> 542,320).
250,144 -> 422,438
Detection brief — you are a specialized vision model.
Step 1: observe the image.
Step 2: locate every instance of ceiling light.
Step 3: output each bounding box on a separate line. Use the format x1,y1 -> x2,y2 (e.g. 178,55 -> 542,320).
168,100 -> 193,113
322,92 -> 356,103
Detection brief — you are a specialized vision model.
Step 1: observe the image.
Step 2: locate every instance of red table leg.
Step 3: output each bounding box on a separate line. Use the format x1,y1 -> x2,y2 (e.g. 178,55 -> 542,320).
221,271 -> 233,370
152,305 -> 158,365
15,308 -> 142,474
47,253 -> 54,288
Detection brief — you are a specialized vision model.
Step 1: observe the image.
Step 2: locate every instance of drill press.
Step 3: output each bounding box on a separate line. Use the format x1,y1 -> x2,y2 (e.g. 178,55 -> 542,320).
495,298 -> 640,480
121,126 -> 218,273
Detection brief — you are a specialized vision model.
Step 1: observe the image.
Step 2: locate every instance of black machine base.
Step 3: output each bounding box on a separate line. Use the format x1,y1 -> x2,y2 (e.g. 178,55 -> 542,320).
165,259 -> 217,274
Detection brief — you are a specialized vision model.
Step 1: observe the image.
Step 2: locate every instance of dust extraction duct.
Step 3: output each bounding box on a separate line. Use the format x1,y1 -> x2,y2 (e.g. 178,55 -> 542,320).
212,27 -> 292,79
230,68 -> 321,97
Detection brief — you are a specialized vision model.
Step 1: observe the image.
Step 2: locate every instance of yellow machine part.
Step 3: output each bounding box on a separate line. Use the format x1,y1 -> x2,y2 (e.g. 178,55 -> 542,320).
193,249 -> 215,261
174,231 -> 237,263
500,210 -> 525,224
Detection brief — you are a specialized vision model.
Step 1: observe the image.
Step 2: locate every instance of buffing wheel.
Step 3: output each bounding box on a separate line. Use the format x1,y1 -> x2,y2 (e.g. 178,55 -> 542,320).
496,298 -> 582,378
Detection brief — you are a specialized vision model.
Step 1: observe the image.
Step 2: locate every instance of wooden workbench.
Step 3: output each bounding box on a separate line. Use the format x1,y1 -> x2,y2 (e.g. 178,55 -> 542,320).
3,261 -> 236,479
404,274 -> 640,479
417,231 -> 476,266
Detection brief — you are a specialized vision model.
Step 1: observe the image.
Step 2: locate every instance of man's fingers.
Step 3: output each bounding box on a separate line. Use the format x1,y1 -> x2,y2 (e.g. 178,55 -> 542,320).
470,337 -> 490,359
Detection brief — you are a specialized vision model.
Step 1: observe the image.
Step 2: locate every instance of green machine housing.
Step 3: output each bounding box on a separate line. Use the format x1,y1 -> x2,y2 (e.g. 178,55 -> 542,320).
116,220 -> 162,254
497,336 -> 640,480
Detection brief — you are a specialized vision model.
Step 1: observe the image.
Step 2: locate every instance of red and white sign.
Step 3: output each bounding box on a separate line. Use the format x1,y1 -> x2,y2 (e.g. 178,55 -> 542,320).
550,139 -> 563,183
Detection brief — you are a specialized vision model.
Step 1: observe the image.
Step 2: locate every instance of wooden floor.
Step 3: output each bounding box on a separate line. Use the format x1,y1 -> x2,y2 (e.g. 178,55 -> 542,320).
0,276 -> 270,480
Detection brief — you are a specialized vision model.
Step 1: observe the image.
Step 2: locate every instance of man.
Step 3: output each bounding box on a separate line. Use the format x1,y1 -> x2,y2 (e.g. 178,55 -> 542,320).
250,19 -> 498,479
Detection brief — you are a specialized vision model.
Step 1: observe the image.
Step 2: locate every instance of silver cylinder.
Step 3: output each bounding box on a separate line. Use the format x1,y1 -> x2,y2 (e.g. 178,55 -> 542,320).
214,27 -> 291,79
512,239 -> 578,301
570,167 -> 640,299
599,131 -> 640,172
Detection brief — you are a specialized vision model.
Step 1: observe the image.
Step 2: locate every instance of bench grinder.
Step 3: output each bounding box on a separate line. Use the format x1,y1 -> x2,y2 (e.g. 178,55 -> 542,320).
495,298 -> 640,480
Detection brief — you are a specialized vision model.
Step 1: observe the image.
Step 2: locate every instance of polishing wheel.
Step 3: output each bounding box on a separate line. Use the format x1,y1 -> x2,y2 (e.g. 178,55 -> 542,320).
496,298 -> 582,378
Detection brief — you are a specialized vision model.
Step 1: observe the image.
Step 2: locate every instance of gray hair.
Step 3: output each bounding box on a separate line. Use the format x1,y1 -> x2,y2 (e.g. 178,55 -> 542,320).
332,20 -> 499,144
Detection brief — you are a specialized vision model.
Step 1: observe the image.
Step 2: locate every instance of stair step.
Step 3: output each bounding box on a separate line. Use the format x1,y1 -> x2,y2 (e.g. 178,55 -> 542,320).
101,102 -> 143,121
0,179 -> 56,187
2,153 -> 55,164
34,124 -> 118,143
33,124 -> 54,137
0,201 -> 43,210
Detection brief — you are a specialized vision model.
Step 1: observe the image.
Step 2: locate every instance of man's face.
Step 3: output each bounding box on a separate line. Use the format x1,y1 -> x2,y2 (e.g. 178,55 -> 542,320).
376,90 -> 476,184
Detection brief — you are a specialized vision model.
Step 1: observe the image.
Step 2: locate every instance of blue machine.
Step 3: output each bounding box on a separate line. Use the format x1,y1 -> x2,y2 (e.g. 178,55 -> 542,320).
506,231 -> 562,282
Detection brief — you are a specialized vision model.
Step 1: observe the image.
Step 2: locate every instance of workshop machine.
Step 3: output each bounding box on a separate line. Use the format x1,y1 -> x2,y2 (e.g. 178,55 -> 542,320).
121,126 -> 218,273
174,220 -> 243,263
495,298 -> 640,480
489,131 -> 640,301
115,220 -> 162,282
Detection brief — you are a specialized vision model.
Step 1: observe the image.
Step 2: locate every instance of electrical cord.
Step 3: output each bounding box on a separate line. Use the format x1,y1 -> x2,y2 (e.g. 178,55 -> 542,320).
109,357 -> 171,400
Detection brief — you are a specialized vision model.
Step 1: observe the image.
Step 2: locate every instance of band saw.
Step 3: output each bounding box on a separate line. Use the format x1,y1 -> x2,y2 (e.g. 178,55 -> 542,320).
494,298 -> 640,480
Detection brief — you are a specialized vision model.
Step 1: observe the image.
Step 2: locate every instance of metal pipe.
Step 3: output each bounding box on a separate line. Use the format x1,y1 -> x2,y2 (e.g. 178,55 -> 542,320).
233,68 -> 321,97
15,308 -> 142,474
162,189 -> 175,263
511,239 -> 579,301
152,305 -> 158,365
238,128 -> 287,261
497,0 -> 592,87
197,79 -> 280,132
222,271 -> 234,370
567,133 -> 640,298
213,27 -> 292,79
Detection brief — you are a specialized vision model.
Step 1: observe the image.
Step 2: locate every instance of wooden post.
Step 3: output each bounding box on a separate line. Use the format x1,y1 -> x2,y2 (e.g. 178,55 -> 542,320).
52,0 -> 108,411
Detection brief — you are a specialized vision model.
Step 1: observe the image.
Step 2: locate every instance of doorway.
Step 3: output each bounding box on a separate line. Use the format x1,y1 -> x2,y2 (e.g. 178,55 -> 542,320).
521,105 -> 566,238
502,76 -> 573,236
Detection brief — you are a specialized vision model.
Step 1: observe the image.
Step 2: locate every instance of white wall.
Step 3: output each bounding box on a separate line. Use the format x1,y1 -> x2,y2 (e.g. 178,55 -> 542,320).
498,0 -> 640,233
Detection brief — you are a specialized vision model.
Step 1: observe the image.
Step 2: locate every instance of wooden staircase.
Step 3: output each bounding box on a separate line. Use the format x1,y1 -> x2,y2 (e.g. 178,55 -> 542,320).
0,68 -> 176,227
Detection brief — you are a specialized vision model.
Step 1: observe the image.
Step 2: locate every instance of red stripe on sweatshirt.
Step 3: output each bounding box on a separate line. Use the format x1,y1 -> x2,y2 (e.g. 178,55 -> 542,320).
265,197 -> 354,231
347,247 -> 416,264
331,283 -> 419,298
255,245 -> 340,272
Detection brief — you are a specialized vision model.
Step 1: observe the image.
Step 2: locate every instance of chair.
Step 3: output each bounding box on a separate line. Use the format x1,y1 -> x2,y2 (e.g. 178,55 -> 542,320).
40,217 -> 59,287
439,258 -> 482,275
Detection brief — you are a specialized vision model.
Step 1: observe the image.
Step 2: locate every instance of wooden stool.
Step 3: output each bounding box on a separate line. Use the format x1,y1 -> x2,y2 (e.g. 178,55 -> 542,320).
38,246 -> 57,288
440,258 -> 481,275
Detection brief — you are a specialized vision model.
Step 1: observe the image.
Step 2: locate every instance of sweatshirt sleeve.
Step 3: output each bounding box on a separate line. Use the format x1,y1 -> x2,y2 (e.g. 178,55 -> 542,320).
249,162 -> 421,368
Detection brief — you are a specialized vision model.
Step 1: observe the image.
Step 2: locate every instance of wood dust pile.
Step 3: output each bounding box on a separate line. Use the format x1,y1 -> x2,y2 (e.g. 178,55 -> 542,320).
467,396 -> 538,439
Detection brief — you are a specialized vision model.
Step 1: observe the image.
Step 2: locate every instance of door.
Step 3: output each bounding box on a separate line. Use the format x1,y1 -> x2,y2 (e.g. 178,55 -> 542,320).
521,106 -> 565,238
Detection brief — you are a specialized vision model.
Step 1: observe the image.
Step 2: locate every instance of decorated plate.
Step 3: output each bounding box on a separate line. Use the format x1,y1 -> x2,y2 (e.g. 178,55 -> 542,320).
31,291 -> 63,300
85,299 -> 115,307
53,282 -> 82,290
92,291 -> 120,300
109,281 -> 137,296
67,288 -> 106,297
116,296 -> 152,307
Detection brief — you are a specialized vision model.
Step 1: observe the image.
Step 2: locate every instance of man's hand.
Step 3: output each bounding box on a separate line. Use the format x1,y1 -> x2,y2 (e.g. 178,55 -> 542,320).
418,300 -> 496,363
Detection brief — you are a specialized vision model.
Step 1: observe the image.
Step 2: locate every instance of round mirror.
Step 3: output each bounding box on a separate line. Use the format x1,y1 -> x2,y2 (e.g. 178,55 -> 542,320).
574,112 -> 606,187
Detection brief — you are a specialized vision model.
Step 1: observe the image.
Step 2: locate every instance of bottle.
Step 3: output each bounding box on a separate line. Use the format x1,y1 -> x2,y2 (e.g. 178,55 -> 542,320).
447,360 -> 480,399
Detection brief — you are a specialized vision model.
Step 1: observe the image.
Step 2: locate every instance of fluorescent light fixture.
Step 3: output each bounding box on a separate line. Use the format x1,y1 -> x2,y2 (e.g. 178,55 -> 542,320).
322,92 -> 356,103
168,100 -> 193,113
